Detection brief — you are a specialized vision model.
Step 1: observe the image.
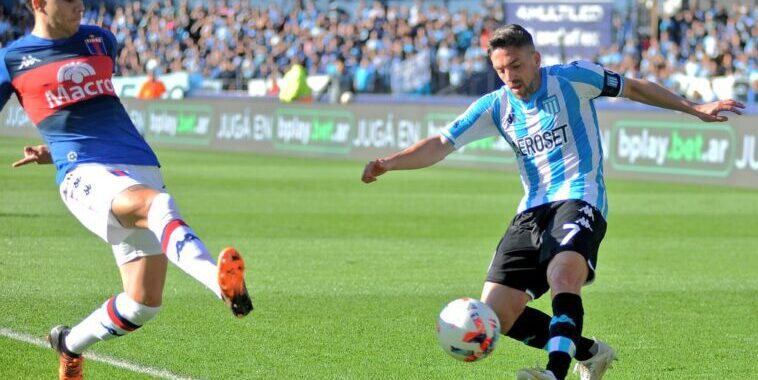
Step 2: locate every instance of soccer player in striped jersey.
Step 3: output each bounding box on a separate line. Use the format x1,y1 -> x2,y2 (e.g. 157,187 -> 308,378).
3,1 -> 253,379
362,24 -> 743,380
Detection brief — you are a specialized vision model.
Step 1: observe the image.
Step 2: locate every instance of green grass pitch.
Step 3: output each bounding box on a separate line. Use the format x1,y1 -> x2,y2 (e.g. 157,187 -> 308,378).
0,136 -> 756,379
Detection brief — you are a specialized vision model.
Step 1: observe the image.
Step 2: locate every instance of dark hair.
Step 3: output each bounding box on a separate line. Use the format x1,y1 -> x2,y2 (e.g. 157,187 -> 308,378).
25,0 -> 33,12
487,24 -> 535,56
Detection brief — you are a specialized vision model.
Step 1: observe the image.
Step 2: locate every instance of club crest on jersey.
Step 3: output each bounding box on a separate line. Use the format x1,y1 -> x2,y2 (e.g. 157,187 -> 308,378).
84,35 -> 107,56
541,95 -> 560,114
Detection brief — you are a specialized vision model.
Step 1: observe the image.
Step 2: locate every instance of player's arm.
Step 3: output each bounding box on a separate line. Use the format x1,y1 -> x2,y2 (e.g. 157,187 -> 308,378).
362,91 -> 501,184
0,50 -> 51,168
622,78 -> 745,122
361,135 -> 454,183
12,145 -> 52,167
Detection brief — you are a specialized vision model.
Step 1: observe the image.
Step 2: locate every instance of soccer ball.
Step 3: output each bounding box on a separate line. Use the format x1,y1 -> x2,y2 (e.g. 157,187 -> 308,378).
436,298 -> 500,362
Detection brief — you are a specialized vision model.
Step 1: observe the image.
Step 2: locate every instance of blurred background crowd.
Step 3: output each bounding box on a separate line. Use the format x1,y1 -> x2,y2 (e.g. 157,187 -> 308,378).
1,0 -> 755,103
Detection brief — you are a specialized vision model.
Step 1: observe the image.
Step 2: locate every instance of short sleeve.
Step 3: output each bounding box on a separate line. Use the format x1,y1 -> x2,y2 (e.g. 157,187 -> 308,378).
442,91 -> 502,149
93,26 -> 120,73
551,60 -> 624,99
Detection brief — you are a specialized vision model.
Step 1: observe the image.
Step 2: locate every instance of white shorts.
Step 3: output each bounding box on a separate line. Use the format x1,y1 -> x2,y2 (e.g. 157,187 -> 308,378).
59,164 -> 166,266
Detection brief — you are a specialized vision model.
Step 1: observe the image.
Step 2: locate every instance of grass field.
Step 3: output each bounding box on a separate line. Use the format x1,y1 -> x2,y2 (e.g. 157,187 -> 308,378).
0,136 -> 756,379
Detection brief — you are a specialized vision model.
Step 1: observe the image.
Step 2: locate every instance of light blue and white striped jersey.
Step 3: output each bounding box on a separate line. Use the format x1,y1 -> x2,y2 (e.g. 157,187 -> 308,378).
442,60 -> 624,219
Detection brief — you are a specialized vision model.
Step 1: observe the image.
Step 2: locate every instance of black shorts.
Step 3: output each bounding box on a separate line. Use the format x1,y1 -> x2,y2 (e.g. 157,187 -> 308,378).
485,199 -> 607,300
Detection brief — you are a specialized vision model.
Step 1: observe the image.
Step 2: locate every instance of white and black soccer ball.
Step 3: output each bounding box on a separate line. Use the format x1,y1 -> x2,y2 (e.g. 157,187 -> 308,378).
436,298 -> 500,362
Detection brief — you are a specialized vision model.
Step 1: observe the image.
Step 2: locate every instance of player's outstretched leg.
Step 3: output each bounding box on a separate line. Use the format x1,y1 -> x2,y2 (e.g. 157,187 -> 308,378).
47,325 -> 84,380
147,193 -> 221,296
217,247 -> 253,317
146,193 -> 254,317
573,338 -> 617,380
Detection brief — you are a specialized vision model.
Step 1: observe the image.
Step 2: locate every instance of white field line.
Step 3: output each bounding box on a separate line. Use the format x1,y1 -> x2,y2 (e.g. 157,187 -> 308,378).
0,327 -> 201,380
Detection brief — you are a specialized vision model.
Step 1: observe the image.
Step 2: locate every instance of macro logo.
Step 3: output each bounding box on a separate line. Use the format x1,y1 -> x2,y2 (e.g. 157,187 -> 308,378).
426,113 -> 516,164
611,120 -> 736,177
57,62 -> 96,84
274,108 -> 353,154
45,61 -> 115,108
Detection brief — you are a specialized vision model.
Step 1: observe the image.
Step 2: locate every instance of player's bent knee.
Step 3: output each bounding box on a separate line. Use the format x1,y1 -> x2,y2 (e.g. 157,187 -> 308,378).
149,192 -> 178,213
147,192 -> 182,225
547,256 -> 588,292
112,186 -> 163,228
547,274 -> 585,294
481,283 -> 530,331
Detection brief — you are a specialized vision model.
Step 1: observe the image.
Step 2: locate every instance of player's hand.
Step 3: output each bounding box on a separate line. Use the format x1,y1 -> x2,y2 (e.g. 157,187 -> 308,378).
693,99 -> 745,122
12,145 -> 53,167
362,158 -> 390,183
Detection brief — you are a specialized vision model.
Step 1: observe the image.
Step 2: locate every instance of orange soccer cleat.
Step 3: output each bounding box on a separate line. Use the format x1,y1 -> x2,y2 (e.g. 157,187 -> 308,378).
217,247 -> 254,318
47,325 -> 84,380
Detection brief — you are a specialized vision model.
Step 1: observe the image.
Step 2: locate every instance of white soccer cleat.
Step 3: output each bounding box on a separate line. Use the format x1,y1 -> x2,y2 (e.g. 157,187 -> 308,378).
574,338 -> 617,380
516,368 -> 558,380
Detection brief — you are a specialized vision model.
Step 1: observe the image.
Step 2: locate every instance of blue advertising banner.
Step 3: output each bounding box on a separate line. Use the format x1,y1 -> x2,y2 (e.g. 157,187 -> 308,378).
504,0 -> 613,65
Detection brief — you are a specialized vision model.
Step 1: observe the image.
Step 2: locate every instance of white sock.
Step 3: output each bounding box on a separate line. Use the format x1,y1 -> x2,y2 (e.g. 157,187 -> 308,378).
65,293 -> 160,354
147,193 -> 221,298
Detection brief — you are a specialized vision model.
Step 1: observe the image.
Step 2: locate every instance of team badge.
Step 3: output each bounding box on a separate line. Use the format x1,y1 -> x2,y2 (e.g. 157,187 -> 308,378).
84,35 -> 107,56
541,95 -> 560,114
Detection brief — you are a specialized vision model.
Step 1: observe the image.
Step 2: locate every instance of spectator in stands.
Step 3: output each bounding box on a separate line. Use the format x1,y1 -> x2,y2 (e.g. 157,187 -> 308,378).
327,57 -> 353,104
353,57 -> 375,93
94,0 -> 505,96
4,0 -> 752,100
599,2 -> 757,103
137,71 -> 167,100
279,58 -> 312,103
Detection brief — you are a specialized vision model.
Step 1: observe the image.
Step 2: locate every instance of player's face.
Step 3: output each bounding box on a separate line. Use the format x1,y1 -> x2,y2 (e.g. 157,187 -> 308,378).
37,0 -> 84,38
490,46 -> 541,100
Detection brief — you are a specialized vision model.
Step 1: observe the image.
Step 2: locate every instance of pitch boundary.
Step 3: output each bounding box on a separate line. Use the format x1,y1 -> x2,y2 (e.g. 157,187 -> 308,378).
0,326 -> 200,380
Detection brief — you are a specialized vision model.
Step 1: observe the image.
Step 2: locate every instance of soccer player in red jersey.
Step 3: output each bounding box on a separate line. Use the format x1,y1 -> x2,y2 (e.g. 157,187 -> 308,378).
1,1 -> 253,378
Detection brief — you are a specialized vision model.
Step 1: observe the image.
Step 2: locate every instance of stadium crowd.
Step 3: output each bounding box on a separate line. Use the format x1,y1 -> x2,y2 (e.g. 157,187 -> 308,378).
599,2 -> 757,102
1,0 -> 755,102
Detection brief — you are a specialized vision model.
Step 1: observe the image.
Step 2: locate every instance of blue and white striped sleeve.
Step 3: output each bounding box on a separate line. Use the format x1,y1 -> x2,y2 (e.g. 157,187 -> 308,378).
551,60 -> 624,100
442,91 -> 501,149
